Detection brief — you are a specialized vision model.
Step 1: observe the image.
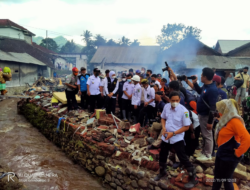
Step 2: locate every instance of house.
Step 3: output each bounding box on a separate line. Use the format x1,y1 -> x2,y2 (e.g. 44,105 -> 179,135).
90,46 -> 161,73
214,40 -> 250,54
0,19 -> 35,44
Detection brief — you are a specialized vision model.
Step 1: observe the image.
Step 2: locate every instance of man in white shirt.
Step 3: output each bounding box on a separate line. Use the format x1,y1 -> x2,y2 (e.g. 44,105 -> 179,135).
103,71 -> 119,114
87,68 -> 102,113
154,91 -> 198,189
138,79 -> 155,127
122,74 -> 134,122
131,75 -> 141,123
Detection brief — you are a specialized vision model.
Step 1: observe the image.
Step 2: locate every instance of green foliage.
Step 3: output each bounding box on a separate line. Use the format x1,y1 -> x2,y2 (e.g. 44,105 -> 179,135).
39,38 -> 59,52
157,23 -> 201,50
119,36 -> 131,46
130,39 -> 140,46
60,40 -> 77,54
106,39 -> 119,46
94,34 -> 106,47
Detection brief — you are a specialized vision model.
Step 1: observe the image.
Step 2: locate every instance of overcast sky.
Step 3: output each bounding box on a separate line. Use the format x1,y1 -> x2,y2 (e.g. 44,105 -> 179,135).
1,0 -> 250,47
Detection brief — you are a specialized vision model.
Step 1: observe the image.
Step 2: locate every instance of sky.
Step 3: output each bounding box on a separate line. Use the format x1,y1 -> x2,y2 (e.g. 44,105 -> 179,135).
1,0 -> 250,47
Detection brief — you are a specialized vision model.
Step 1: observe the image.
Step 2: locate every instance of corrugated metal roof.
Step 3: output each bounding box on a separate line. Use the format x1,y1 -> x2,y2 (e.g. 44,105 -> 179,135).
90,46 -> 161,64
217,40 -> 250,54
0,50 -> 46,66
185,55 -> 250,70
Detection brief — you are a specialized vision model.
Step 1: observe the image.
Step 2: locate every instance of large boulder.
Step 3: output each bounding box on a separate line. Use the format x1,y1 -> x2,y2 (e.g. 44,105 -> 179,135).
95,166 -> 105,176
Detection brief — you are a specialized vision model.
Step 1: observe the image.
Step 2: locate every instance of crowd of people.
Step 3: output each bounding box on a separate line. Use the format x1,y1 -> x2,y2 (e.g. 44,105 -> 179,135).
64,66 -> 250,190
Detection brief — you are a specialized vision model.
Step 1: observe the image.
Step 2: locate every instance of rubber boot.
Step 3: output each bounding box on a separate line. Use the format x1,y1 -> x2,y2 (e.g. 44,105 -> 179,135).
154,163 -> 167,181
122,110 -> 127,121
184,167 -> 198,189
128,112 -> 132,123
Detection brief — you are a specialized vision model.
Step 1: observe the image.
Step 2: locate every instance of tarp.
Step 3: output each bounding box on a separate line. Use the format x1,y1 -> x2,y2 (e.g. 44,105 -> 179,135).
53,92 -> 81,104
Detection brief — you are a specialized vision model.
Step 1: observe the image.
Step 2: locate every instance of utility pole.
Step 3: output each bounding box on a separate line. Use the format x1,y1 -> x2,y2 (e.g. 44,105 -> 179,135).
46,30 -> 48,49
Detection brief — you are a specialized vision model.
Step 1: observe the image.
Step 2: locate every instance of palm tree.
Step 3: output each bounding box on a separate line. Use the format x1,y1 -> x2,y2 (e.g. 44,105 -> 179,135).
94,34 -> 106,47
130,39 -> 140,46
81,30 -> 92,46
120,36 -> 131,46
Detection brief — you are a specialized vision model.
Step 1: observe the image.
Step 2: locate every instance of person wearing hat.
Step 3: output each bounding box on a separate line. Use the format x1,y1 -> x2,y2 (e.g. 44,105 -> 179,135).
138,79 -> 155,127
131,75 -> 142,123
64,67 -> 79,111
77,67 -> 90,110
122,73 -> 135,122
135,70 -> 141,76
118,73 -> 127,119
105,70 -> 110,78
157,73 -> 162,81
104,71 -> 119,114
87,68 -> 102,113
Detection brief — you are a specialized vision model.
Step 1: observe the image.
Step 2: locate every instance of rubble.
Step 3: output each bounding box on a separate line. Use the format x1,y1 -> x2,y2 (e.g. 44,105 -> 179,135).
16,94 -> 250,190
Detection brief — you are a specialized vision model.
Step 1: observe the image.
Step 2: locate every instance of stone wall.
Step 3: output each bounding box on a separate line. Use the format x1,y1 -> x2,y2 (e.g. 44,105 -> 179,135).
17,96 -> 250,190
6,86 -> 26,95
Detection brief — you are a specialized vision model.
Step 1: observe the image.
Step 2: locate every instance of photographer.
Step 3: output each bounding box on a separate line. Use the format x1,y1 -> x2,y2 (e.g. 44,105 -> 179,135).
191,67 -> 218,161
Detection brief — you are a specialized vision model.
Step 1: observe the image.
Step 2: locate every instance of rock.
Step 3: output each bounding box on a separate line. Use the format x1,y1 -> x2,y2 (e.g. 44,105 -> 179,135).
152,122 -> 162,131
110,183 -> 117,188
240,183 -> 250,190
204,167 -> 214,175
105,174 -> 112,182
241,180 -> 247,185
155,187 -> 162,190
112,177 -> 115,182
196,173 -> 205,179
195,165 -> 203,173
147,137 -> 155,144
87,159 -> 92,165
169,170 -> 179,177
131,180 -> 138,188
126,136 -> 134,141
112,171 -> 117,177
95,166 -> 105,176
149,184 -> 154,190
97,155 -> 105,160
158,182 -> 168,189
149,178 -> 157,185
117,174 -> 123,180
120,180 -> 124,184
115,179 -> 122,186
105,132 -> 112,137
109,138 -> 116,143
237,163 -> 247,172
233,168 -> 248,180
117,186 -> 123,190
246,165 -> 250,173
196,159 -> 215,168
137,171 -> 145,179
138,179 -> 148,188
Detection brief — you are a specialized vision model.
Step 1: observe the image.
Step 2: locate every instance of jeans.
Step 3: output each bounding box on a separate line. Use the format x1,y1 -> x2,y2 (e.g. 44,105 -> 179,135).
235,87 -> 246,103
65,90 -> 78,111
212,156 -> 239,190
198,115 -> 213,157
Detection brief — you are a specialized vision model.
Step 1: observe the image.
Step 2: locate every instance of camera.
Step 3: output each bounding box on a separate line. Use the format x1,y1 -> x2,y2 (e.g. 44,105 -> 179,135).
162,61 -> 169,72
177,75 -> 197,81
156,91 -> 163,95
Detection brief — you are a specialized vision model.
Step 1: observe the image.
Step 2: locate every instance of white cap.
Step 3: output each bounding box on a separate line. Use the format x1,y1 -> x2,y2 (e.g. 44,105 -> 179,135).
131,75 -> 140,82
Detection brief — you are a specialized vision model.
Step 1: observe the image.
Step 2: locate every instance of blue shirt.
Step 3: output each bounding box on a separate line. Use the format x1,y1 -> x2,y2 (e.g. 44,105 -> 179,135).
196,82 -> 218,115
218,88 -> 227,100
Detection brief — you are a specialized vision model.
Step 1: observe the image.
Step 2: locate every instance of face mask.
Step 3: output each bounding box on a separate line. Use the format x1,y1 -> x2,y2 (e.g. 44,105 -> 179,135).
73,72 -> 78,76
141,71 -> 144,73
122,78 -> 126,81
94,73 -> 99,77
127,79 -> 131,82
112,75 -> 116,79
146,74 -> 149,77
244,71 -> 247,74
171,102 -> 179,108
151,80 -> 155,83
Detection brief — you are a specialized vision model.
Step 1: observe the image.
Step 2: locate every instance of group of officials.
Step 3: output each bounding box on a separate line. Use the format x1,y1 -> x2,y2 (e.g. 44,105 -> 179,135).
64,66 -> 250,190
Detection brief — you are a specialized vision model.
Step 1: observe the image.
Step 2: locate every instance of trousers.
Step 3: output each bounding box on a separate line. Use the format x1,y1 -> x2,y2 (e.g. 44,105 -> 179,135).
80,91 -> 89,109
159,140 -> 193,169
199,115 -> 213,156
212,156 -> 239,190
235,87 -> 246,103
138,105 -> 154,127
89,94 -> 101,113
105,96 -> 117,114
65,89 -> 78,111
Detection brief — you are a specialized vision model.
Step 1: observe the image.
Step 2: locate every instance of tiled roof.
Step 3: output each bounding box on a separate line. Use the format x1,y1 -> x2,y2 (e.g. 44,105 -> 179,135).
216,40 -> 250,54
0,37 -> 54,68
0,19 -> 35,36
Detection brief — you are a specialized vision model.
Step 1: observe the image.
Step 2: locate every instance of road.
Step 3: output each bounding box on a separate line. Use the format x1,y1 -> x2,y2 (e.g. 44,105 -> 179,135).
0,98 -> 105,190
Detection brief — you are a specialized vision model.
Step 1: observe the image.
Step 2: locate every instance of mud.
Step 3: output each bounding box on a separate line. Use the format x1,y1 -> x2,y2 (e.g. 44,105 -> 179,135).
0,98 -> 105,190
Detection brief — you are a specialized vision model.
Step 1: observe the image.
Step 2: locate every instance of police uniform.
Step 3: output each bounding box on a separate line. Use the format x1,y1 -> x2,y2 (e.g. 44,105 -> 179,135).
132,83 -> 142,122
65,74 -> 78,111
104,76 -> 119,114
138,85 -> 155,127
77,74 -> 89,109
122,81 -> 135,120
159,103 -> 193,174
87,75 -> 102,113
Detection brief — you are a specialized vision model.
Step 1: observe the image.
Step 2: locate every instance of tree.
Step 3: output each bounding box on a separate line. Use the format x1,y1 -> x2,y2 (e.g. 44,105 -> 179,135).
39,38 -> 59,52
60,40 -> 77,53
157,23 -> 201,50
119,36 -> 131,46
106,39 -> 119,46
130,39 -> 140,46
81,30 -> 93,46
94,34 -> 106,47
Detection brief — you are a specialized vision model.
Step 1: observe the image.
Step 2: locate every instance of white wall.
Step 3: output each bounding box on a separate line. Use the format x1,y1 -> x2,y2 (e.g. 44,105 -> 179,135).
0,28 -> 32,44
54,57 -> 67,69
95,64 -> 147,74
58,54 -> 87,70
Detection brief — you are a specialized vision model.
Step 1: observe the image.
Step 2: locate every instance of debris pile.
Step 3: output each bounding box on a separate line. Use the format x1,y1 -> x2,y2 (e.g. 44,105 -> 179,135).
17,95 -> 250,190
